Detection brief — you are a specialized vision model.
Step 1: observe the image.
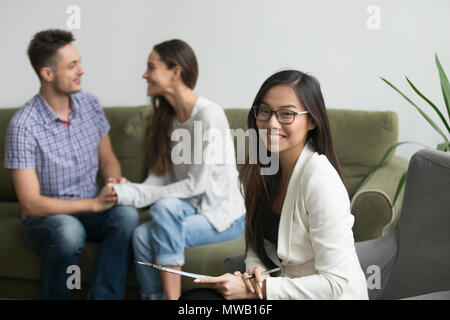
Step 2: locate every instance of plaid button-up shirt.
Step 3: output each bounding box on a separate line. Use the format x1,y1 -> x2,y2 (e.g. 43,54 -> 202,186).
4,91 -> 110,203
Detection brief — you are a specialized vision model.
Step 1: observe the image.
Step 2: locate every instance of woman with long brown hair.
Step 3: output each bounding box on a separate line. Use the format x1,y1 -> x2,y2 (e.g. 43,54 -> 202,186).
111,39 -> 245,300
194,70 -> 368,300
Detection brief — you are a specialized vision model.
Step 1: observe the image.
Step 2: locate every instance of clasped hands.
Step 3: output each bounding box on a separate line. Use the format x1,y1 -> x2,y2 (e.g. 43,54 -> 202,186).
194,266 -> 269,300
93,177 -> 129,212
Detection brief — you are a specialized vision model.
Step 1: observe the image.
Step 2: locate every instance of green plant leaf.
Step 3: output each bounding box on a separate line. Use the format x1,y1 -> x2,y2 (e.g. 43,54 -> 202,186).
355,141 -> 425,191
392,171 -> 407,207
377,141 -> 415,167
435,54 -> 450,123
406,76 -> 450,135
381,77 -> 449,142
437,141 -> 450,152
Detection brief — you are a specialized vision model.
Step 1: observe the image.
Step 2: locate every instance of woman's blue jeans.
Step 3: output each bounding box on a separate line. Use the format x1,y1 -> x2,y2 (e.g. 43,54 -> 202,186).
22,205 -> 140,299
133,197 -> 245,299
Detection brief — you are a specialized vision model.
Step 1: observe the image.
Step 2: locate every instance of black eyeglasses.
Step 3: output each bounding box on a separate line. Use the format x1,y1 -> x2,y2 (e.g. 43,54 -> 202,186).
252,105 -> 309,124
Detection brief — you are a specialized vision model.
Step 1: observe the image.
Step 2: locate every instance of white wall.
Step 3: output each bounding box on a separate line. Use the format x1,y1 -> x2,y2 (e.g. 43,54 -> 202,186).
1,0 -> 449,159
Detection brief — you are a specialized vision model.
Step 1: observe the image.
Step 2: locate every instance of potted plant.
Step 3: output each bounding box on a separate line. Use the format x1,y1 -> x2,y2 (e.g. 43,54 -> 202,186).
360,54 -> 450,206
381,53 -> 450,152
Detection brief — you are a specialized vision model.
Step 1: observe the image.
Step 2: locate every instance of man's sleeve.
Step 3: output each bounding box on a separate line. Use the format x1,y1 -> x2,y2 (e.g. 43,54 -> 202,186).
4,122 -> 36,169
90,95 -> 110,139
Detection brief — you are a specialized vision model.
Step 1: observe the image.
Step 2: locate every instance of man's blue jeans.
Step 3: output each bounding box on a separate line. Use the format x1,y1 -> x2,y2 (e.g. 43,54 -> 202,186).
22,205 -> 140,299
133,197 -> 245,299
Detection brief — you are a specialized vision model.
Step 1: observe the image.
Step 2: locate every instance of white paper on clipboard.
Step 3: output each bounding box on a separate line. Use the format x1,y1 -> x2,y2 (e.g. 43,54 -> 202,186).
136,261 -> 208,279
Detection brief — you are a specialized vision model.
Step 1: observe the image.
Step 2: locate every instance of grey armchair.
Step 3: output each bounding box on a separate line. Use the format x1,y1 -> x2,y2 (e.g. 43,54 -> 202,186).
224,148 -> 450,300
357,148 -> 450,300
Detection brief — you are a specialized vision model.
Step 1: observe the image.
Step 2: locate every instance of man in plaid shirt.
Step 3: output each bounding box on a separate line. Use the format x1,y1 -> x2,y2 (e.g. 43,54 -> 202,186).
4,29 -> 139,299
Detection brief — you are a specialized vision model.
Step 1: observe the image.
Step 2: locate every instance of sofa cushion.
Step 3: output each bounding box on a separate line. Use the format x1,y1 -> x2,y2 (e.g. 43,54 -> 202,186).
328,109 -> 399,196
0,203 -> 40,280
103,106 -> 150,184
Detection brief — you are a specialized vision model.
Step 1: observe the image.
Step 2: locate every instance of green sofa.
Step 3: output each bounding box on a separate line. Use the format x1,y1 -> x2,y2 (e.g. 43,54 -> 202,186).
0,105 -> 408,299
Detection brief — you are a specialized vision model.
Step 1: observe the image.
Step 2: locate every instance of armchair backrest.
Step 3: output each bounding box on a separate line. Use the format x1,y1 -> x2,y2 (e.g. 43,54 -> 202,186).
382,148 -> 450,299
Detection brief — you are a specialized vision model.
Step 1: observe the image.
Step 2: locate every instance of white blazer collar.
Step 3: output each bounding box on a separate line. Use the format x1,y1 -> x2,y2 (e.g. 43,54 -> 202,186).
277,141 -> 316,265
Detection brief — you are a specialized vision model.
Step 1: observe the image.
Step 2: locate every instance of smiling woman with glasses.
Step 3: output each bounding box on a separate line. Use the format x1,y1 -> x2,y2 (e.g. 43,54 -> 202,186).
191,70 -> 368,300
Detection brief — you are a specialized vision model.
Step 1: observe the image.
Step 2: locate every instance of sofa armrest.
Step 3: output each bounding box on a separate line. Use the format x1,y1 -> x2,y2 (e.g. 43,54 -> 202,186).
350,156 -> 409,241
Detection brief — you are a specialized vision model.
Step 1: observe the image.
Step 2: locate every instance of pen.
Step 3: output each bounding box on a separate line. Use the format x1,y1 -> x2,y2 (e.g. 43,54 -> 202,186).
244,267 -> 281,279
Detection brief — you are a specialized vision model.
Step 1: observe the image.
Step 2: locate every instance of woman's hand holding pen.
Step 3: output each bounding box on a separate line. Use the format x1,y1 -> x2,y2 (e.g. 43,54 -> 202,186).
193,266 -> 270,300
241,266 -> 270,300
194,272 -> 260,300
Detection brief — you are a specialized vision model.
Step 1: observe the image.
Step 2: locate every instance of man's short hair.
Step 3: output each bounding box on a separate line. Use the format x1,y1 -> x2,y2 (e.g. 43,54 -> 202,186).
27,29 -> 75,78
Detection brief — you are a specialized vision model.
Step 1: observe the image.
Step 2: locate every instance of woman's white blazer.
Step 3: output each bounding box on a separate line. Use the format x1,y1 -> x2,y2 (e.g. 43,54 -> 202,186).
245,142 -> 369,300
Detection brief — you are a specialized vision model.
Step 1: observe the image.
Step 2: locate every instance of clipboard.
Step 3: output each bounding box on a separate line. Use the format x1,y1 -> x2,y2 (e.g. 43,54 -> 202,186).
136,261 -> 280,279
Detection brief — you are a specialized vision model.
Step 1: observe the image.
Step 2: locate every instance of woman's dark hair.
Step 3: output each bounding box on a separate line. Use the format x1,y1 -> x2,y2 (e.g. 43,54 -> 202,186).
147,39 -> 199,174
239,70 -> 343,268
27,29 -> 75,78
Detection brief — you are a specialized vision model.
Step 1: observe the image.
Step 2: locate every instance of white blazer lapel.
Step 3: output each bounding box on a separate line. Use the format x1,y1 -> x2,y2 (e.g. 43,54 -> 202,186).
277,142 -> 315,265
